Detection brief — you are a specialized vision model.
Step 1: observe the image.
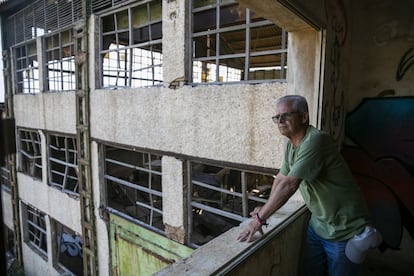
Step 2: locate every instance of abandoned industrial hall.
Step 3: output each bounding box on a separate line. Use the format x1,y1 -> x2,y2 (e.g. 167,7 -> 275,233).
0,0 -> 413,275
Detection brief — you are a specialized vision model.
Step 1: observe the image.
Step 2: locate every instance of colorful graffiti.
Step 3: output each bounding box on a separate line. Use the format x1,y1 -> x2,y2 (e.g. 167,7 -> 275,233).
343,97 -> 414,250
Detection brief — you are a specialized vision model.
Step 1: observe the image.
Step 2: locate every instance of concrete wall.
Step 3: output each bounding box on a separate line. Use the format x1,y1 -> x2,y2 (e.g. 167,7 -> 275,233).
1,189 -> 13,229
13,92 -> 77,135
345,0 -> 414,272
18,174 -> 81,233
90,84 -> 287,169
91,141 -> 110,276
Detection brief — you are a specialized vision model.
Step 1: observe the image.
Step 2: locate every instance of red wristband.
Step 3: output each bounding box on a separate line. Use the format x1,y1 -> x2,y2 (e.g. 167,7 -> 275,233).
255,213 -> 268,226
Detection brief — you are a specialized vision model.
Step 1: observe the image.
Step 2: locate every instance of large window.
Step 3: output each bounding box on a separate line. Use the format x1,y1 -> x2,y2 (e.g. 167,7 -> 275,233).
44,29 -> 76,92
103,145 -> 163,233
47,134 -> 78,196
13,41 -> 40,94
190,0 -> 288,84
188,161 -> 275,246
23,204 -> 48,257
18,129 -> 42,180
100,0 -> 163,88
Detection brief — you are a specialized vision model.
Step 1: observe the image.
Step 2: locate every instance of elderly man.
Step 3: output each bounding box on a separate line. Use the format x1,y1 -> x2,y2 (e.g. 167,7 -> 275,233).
237,95 -> 379,276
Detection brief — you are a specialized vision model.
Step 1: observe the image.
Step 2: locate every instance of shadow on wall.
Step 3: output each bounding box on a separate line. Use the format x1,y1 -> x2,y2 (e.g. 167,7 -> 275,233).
342,97 -> 414,251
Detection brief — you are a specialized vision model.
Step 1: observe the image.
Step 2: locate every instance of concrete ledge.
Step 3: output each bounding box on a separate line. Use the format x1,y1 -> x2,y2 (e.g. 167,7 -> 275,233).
156,192 -> 306,275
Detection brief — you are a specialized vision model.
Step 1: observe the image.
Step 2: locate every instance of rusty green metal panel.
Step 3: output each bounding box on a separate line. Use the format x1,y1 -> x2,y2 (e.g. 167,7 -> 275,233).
110,214 -> 193,276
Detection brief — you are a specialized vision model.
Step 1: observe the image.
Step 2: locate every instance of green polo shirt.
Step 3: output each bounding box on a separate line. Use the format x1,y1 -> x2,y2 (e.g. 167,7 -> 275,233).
280,126 -> 370,241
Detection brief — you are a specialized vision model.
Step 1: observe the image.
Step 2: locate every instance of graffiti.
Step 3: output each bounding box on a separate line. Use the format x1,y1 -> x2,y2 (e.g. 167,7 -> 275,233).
374,17 -> 414,46
396,47 -> 414,81
344,97 -> 414,250
324,0 -> 348,46
321,0 -> 348,141
374,21 -> 399,47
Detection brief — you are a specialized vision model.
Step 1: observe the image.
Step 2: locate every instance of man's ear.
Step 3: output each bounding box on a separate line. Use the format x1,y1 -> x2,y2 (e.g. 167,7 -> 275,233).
301,112 -> 309,124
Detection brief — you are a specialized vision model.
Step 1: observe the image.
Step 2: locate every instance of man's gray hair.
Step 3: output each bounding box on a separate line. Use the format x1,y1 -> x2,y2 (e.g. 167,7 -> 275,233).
276,95 -> 309,113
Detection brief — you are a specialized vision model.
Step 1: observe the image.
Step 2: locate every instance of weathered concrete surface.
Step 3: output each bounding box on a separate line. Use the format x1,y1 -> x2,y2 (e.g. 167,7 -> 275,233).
18,173 -> 82,233
13,92 -> 77,135
155,192 -> 305,275
90,83 -> 287,169
162,156 -> 186,241
1,190 -> 13,229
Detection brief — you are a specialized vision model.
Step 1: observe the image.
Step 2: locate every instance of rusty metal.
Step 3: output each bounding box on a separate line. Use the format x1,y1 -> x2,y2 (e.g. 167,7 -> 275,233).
2,48 -> 23,269
74,1 -> 98,274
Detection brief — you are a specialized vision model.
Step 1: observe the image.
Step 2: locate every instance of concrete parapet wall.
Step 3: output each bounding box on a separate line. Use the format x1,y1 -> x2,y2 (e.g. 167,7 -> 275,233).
156,192 -> 307,275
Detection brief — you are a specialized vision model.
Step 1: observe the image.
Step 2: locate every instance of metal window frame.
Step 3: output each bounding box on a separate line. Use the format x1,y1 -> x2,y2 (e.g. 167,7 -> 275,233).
189,0 -> 288,85
47,133 -> 79,196
0,162 -> 11,191
18,129 -> 42,179
98,0 -> 163,89
187,160 -> 272,247
51,219 -> 84,275
26,204 -> 48,256
102,144 -> 164,234
43,28 -> 76,92
5,0 -> 84,47
12,40 -> 40,94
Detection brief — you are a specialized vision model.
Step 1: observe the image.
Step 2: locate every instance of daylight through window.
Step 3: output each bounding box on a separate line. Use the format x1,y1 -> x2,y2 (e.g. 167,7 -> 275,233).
18,129 -> 42,180
100,0 -> 163,88
48,134 -> 78,196
191,0 -> 288,84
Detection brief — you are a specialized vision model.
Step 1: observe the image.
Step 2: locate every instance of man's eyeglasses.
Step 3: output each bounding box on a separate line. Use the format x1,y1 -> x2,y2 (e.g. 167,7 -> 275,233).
272,112 -> 300,123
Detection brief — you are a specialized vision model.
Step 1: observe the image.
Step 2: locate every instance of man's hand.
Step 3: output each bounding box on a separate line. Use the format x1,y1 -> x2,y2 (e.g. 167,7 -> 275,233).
237,207 -> 265,242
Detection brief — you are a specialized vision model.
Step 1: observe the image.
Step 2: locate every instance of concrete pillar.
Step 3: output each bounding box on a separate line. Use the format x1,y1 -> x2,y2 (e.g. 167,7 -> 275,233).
162,0 -> 187,87
162,156 -> 186,243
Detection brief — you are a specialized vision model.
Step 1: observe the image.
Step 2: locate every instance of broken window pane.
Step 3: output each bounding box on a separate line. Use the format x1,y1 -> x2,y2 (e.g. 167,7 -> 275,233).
191,0 -> 288,83
188,161 -> 275,246
100,0 -> 163,88
103,145 -> 163,233
13,41 -> 40,94
48,134 -> 78,196
25,204 -> 48,257
18,129 -> 42,180
53,221 -> 83,276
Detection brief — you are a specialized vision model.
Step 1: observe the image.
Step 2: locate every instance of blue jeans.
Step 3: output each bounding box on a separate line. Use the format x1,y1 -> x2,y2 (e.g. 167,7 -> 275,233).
303,225 -> 361,276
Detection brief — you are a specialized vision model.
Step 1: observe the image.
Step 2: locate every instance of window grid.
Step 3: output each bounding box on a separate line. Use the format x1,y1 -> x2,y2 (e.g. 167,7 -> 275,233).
190,0 -> 288,84
103,145 -> 163,233
13,41 -> 40,94
18,129 -> 42,180
26,205 -> 48,256
188,161 -> 274,247
5,0 -> 83,47
0,163 -> 11,191
100,0 -> 163,88
44,29 -> 76,92
48,134 -> 78,196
